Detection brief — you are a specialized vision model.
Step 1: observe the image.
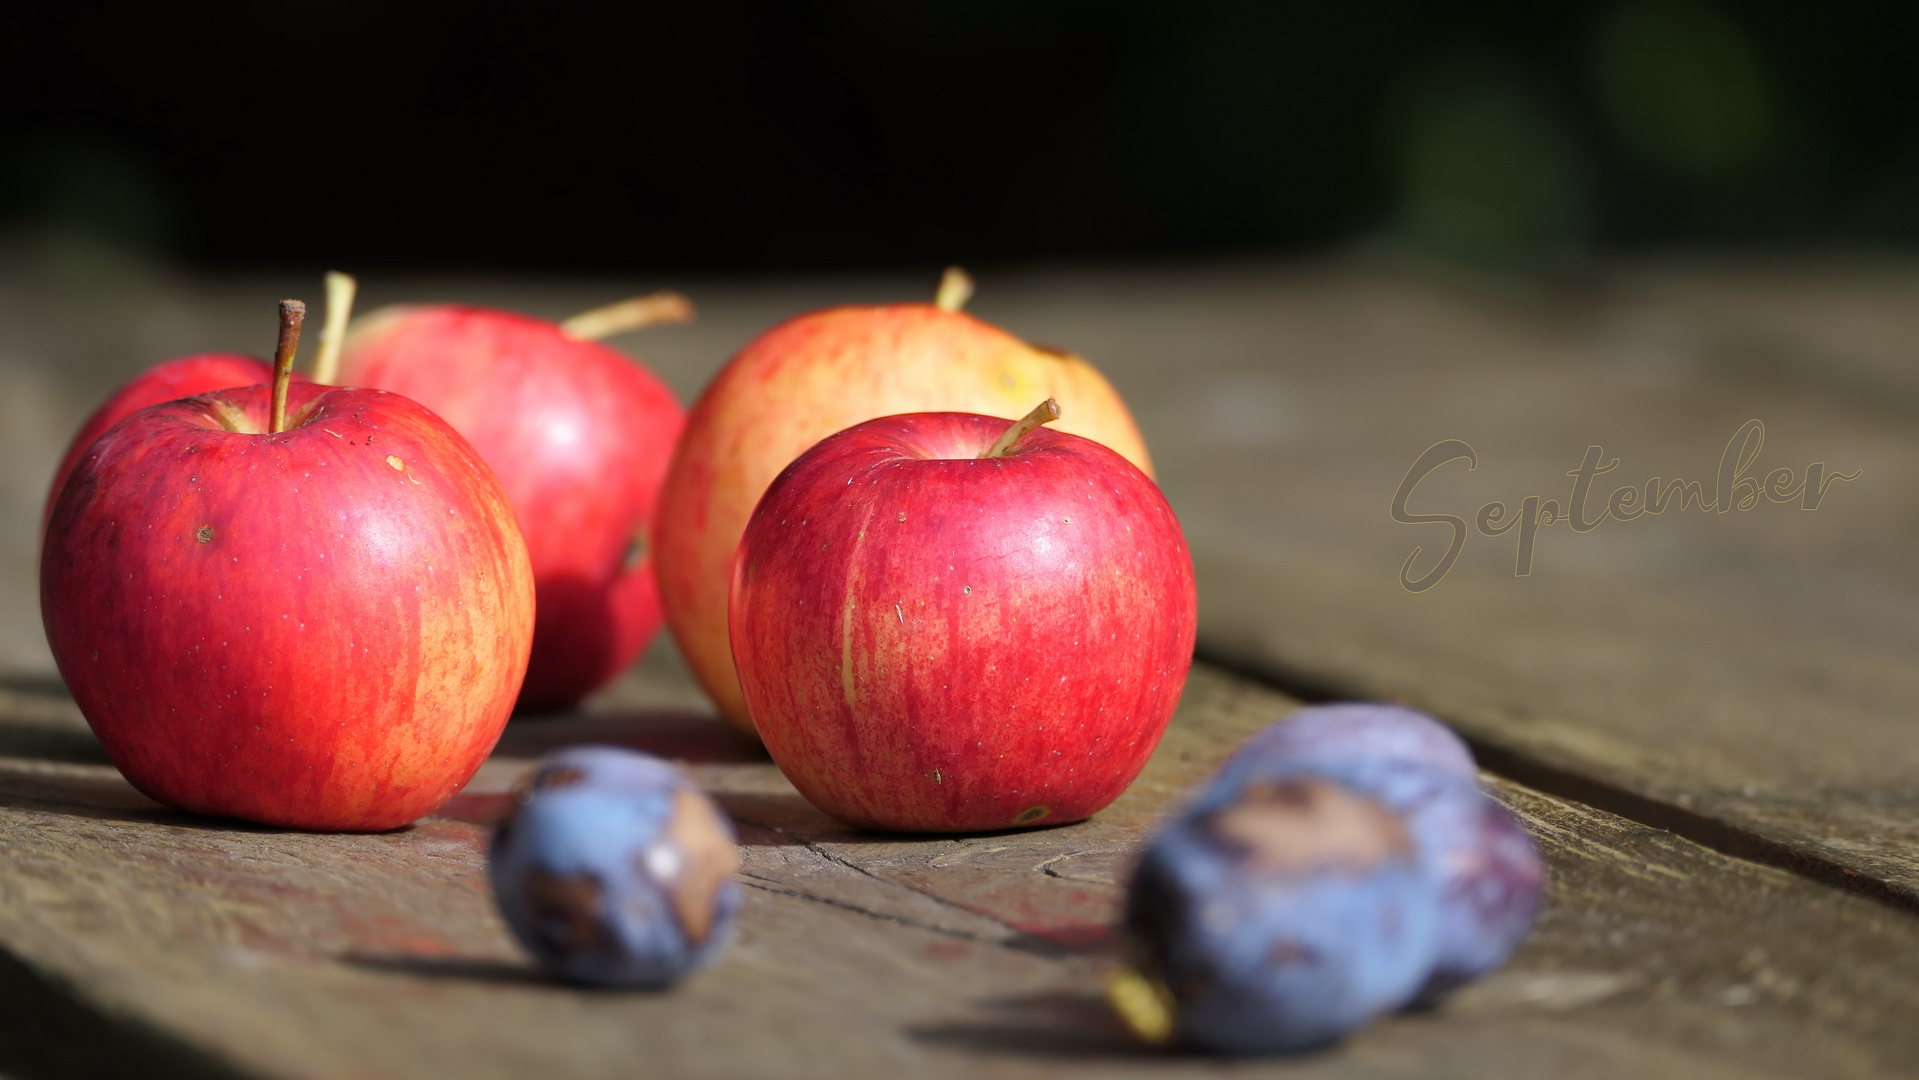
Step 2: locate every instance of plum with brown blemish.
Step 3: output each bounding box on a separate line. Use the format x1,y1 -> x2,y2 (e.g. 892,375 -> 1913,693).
1205,709 -> 1545,993
1118,777 -> 1441,1053
489,746 -> 742,988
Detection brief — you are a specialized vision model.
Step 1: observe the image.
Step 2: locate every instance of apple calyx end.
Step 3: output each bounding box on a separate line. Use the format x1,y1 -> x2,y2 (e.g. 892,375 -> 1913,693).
207,398 -> 253,434
934,266 -> 974,312
197,391 -> 325,437
982,398 -> 1061,460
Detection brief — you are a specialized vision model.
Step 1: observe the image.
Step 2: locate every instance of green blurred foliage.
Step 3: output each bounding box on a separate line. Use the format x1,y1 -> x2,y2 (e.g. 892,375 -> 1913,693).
1594,0 -> 1773,180
0,138 -> 175,256
1390,54 -> 1587,267
4,0 -> 1917,271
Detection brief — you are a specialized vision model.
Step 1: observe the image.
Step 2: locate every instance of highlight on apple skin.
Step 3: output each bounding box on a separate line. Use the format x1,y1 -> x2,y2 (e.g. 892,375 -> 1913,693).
41,378 -> 536,831
728,406 -> 1195,833
337,302 -> 686,712
657,273 -> 1154,734
1121,777 -> 1442,1054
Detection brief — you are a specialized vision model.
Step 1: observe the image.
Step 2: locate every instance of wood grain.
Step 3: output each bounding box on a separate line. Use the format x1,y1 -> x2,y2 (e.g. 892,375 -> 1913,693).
6,265 -> 1910,899
3,656 -> 1918,1078
983,264 -> 1919,901
4,262 -> 1917,1075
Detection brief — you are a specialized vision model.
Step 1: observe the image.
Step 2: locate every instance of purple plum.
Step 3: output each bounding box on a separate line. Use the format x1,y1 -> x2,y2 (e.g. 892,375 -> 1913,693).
1197,736 -> 1544,993
1124,776 -> 1442,1053
1400,778 -> 1545,989
489,746 -> 742,988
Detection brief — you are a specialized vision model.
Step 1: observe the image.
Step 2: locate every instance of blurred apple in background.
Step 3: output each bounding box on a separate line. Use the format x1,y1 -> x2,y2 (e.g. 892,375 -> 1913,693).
41,301 -> 535,830
659,269 -> 1155,733
729,401 -> 1194,831
335,289 -> 688,712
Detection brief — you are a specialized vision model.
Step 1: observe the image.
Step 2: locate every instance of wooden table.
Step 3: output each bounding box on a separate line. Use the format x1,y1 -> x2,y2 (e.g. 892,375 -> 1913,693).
2,258 -> 1914,1077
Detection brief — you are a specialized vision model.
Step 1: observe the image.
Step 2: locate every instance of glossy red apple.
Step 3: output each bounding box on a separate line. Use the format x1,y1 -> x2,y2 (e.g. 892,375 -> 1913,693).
42,302 -> 535,830
729,401 -> 1195,832
43,353 -> 291,536
660,269 -> 1154,733
335,294 -> 688,711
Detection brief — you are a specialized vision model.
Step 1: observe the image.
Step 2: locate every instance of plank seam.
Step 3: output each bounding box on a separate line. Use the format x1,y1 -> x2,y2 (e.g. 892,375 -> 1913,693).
1193,645 -> 1919,918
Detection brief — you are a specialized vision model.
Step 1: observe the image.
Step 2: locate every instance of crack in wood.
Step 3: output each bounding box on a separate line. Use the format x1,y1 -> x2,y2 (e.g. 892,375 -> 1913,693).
730,812 -> 1117,958
735,871 -> 1091,959
734,874 -> 1002,946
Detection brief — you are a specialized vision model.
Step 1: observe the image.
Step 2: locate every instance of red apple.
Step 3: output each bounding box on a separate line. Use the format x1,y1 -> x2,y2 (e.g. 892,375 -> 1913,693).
335,296 -> 687,711
728,401 -> 1195,832
43,353 -> 297,536
42,303 -> 535,830
659,270 -> 1155,733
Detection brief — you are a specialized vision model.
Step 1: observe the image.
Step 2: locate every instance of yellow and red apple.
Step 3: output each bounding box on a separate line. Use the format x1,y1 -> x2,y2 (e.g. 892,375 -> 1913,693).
658,276 -> 1153,732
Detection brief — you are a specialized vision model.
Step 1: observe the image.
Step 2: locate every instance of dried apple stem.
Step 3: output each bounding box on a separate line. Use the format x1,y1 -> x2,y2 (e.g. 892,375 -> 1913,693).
982,398 -> 1061,459
934,266 -> 974,312
269,300 -> 306,435
559,291 -> 696,341
310,270 -> 357,385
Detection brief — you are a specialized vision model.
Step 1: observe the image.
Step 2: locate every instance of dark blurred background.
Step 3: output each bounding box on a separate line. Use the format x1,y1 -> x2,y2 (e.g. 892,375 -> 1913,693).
5,0 -> 1919,273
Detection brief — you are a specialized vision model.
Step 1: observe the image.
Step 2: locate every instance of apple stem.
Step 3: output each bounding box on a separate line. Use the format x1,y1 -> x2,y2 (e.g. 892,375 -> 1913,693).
310,270 -> 357,385
269,300 -> 306,435
559,291 -> 696,341
982,397 -> 1061,459
934,266 -> 974,312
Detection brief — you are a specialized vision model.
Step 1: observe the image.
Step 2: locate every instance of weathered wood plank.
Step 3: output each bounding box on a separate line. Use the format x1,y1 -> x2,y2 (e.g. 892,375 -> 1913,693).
6,265 -> 1912,904
3,656 -> 1918,1078
6,265 -> 1917,896
5,263 -> 1919,1076
971,265 -> 1919,898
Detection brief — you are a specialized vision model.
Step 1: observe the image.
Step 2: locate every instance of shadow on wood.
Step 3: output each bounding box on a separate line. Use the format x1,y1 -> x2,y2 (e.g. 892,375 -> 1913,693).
494,709 -> 769,765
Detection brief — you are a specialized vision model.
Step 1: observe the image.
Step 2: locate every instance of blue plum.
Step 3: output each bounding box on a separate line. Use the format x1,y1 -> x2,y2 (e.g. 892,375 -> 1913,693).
1124,777 -> 1442,1053
1398,778 -> 1544,989
489,745 -> 742,988
1199,736 -> 1544,993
